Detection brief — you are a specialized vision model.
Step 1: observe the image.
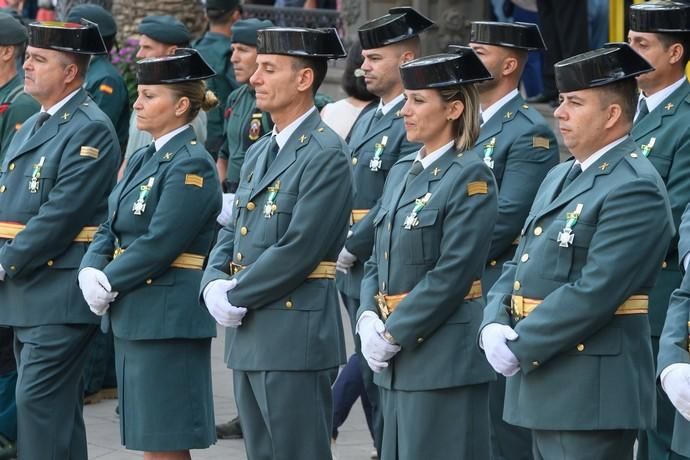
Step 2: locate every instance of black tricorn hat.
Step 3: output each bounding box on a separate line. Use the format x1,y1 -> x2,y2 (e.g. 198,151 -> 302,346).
28,20 -> 107,54
470,21 -> 546,51
358,7 -> 434,50
630,1 -> 690,33
137,48 -> 216,84
401,47 -> 493,90
256,27 -> 346,58
554,42 -> 653,93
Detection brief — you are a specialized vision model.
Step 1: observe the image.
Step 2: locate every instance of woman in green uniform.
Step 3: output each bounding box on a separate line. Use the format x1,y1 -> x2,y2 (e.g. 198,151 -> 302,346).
356,48 -> 498,460
78,49 -> 221,460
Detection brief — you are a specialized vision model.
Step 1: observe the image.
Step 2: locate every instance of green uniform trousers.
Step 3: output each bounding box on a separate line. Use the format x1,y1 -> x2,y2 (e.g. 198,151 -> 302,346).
532,429 -> 636,460
14,324 -> 97,460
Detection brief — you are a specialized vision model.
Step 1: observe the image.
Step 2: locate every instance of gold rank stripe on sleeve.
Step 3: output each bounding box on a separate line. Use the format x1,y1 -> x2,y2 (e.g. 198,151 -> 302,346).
184,174 -> 204,188
80,146 -> 100,159
0,222 -> 98,242
532,136 -> 551,149
467,181 -> 488,196
99,84 -> 114,95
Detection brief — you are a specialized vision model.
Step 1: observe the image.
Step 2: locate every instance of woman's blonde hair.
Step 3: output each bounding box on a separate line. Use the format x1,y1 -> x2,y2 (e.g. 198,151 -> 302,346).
439,84 -> 481,152
167,80 -> 219,122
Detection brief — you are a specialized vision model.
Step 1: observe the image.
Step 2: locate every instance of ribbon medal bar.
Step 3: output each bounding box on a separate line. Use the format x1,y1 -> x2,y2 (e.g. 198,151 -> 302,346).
263,179 -> 281,218
557,203 -> 583,248
369,135 -> 388,172
483,137 -> 496,169
28,156 -> 45,193
641,137 -> 655,157
403,192 -> 432,230
132,177 -> 155,215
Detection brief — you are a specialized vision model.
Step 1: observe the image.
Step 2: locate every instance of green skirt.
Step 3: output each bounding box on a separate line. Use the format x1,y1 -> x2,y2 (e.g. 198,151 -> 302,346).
114,337 -> 216,451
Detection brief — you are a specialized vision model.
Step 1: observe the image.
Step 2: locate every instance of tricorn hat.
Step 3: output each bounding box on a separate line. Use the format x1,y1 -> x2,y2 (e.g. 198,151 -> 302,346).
554,42 -> 653,93
470,21 -> 546,51
629,1 -> 690,33
137,48 -> 216,84
401,46 -> 493,90
256,27 -> 346,58
28,20 -> 107,54
358,7 -> 434,50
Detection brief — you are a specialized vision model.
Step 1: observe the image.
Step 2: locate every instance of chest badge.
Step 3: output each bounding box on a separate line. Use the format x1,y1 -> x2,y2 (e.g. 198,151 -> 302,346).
28,156 -> 45,193
369,135 -> 388,172
249,113 -> 262,141
263,179 -> 281,218
132,177 -> 155,215
403,192 -> 432,230
557,203 -> 583,248
641,137 -> 655,157
483,137 -> 496,169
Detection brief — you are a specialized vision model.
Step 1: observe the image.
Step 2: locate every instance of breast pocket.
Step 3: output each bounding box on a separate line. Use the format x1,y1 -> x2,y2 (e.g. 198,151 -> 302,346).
23,165 -> 58,211
396,208 -> 440,265
263,191 -> 297,244
541,220 -> 596,281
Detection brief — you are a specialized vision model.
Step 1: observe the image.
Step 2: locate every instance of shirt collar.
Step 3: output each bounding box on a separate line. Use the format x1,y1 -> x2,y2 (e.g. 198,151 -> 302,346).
42,88 -> 81,116
154,124 -> 191,152
271,106 -> 317,151
577,135 -> 628,172
639,76 -> 686,114
378,93 -> 405,116
415,140 -> 454,169
481,88 -> 519,124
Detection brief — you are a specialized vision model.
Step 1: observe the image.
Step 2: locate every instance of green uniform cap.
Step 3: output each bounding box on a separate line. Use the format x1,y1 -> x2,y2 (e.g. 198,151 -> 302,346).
138,15 -> 191,46
0,12 -> 27,45
66,4 -> 117,38
232,18 -> 274,46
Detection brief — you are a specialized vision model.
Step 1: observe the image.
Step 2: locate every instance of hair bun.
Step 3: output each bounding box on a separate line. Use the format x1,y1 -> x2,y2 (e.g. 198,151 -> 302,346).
201,89 -> 219,111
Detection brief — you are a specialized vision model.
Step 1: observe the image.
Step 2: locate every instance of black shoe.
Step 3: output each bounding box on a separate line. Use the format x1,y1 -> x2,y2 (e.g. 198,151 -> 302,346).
0,434 -> 16,460
525,92 -> 557,104
216,416 -> 243,439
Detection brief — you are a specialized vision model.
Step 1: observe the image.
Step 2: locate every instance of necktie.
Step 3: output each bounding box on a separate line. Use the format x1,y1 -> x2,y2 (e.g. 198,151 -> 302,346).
558,163 -> 582,194
636,98 -> 649,121
265,136 -> 279,169
405,160 -> 424,189
368,108 -> 384,132
31,112 -> 50,136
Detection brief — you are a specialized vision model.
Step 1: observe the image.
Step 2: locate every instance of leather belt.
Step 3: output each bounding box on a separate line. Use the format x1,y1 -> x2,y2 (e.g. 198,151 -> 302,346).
230,261 -> 337,279
375,280 -> 483,320
351,209 -> 370,225
0,222 -> 98,242
511,294 -> 649,319
113,248 -> 205,270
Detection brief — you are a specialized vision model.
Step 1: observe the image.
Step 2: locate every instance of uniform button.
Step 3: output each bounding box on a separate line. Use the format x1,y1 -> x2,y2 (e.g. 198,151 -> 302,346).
47,260 -> 54,267
285,300 -> 293,309
489,260 -> 497,267
247,202 -> 256,211
521,253 -> 529,263
384,251 -> 388,260
0,185 -> 5,193
9,266 -> 15,271
576,344 -> 585,352
513,280 -> 521,290
534,226 -> 543,236
417,337 -> 424,343
352,157 -> 358,165
8,163 -> 14,171
236,252 -> 243,261
532,361 -> 540,367
240,227 -> 248,236
146,278 -> 153,285
662,261 -> 668,269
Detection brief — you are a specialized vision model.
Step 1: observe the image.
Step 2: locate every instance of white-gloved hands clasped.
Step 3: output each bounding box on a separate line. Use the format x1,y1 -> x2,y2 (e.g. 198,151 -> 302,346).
203,278 -> 247,328
357,311 -> 400,373
480,323 -> 520,377
216,193 -> 236,227
662,363 -> 690,421
336,246 -> 357,274
78,267 -> 118,316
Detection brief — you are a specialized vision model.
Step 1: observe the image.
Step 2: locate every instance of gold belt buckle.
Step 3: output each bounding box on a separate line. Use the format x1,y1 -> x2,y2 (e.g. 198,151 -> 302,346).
113,247 -> 125,259
511,295 -> 524,320
230,263 -> 243,275
375,292 -> 390,320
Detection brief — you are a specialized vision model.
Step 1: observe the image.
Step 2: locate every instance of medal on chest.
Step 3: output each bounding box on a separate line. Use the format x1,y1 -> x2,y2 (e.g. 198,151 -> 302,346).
263,179 -> 280,218
483,137 -> 496,169
132,177 -> 154,215
28,156 -> 45,193
557,203 -> 583,248
369,135 -> 388,172
403,192 -> 432,230
640,137 -> 655,157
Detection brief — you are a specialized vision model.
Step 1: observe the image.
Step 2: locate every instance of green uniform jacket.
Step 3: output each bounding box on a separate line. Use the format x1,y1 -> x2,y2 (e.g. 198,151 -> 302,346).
658,205 -> 690,457
0,74 -> 39,161
357,148 -> 497,391
201,109 -> 352,371
193,32 -> 239,154
81,126 -> 220,340
482,137 -> 674,430
219,84 -> 271,190
0,89 -> 119,326
85,55 -> 130,152
632,80 -> 690,337
337,99 -> 420,300
470,94 -> 559,296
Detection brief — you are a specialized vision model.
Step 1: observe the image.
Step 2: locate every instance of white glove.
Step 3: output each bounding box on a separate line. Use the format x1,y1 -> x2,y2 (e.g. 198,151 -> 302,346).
357,311 -> 400,373
0,264 -> 5,281
336,246 -> 357,274
78,267 -> 118,316
480,323 -> 520,377
203,278 -> 247,328
216,193 -> 236,227
662,363 -> 690,421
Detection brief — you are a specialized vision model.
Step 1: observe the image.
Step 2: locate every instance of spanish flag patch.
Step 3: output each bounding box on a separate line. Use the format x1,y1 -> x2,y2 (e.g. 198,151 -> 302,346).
467,181 -> 488,196
532,136 -> 550,149
185,174 -> 204,188
99,84 -> 114,95
80,146 -> 99,159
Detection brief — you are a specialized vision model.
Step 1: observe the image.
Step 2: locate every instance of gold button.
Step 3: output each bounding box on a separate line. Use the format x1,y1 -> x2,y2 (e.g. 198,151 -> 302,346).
236,252 -> 242,261
662,261 -> 668,269
146,278 -> 152,285
489,260 -> 497,267
47,260 -> 54,267
513,280 -> 521,290
576,343 -> 585,352
0,185 -> 5,193
533,226 -> 543,236
521,253 -> 529,263
384,251 -> 388,260
8,163 -> 14,171
352,157 -> 358,165
532,361 -> 540,367
417,337 -> 424,343
240,227 -> 248,236
247,202 -> 255,211
285,300 -> 293,309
